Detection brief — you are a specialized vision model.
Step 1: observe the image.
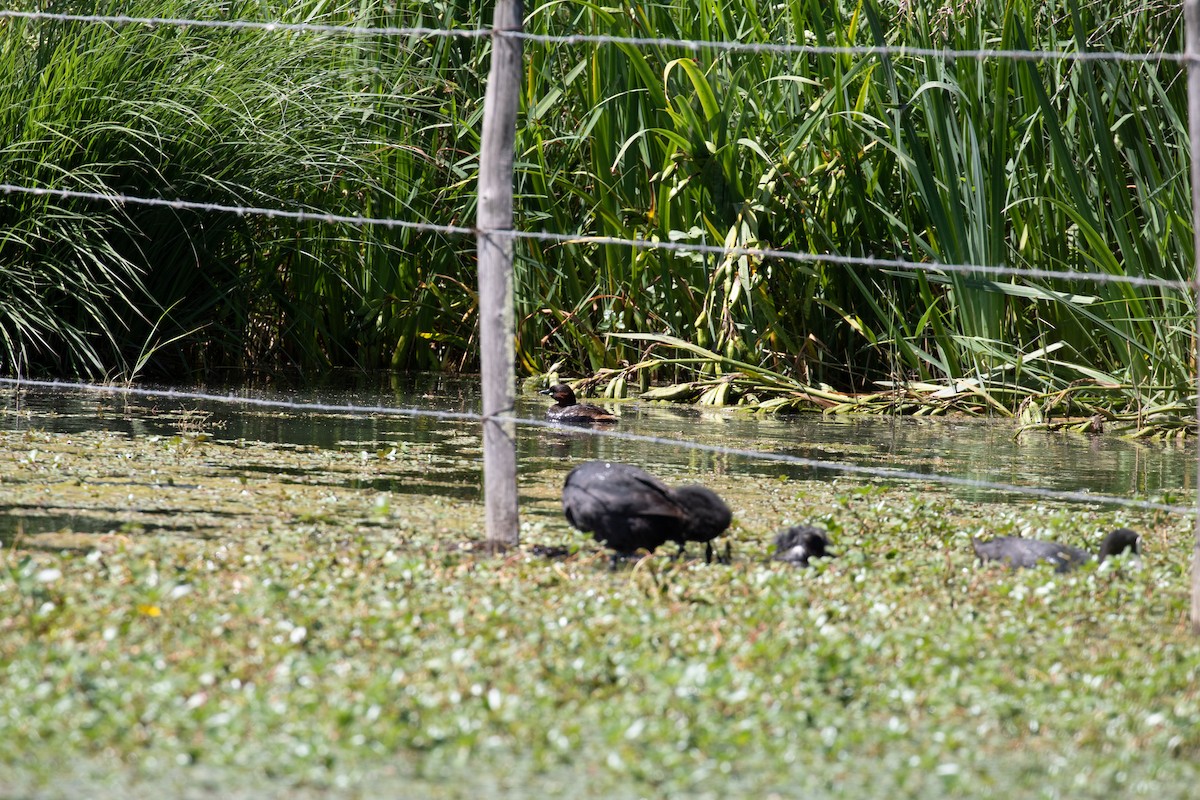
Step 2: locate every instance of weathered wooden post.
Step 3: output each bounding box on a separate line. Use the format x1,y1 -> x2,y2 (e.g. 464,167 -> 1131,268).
476,0 -> 523,549
1187,0 -> 1200,633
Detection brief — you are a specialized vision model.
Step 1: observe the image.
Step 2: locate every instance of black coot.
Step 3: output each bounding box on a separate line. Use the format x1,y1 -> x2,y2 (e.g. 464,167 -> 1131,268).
772,525 -> 833,567
539,383 -> 617,425
972,528 -> 1140,573
561,461 -> 731,564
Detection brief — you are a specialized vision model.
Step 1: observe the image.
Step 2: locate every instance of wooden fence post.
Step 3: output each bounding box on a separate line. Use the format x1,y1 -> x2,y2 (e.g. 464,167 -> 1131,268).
476,0 -> 523,549
1186,0 -> 1200,633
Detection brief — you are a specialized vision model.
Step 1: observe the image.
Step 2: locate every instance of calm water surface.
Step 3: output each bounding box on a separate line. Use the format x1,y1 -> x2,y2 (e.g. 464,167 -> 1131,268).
1,375 -> 1193,505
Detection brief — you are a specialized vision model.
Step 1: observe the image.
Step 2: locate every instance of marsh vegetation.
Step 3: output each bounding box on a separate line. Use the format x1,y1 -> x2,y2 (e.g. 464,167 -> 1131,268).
0,388 -> 1197,797
0,0 -> 1192,425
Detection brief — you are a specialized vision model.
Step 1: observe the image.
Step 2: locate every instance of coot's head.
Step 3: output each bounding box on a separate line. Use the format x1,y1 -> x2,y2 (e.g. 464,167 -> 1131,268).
773,525 -> 832,567
1099,527 -> 1141,561
539,383 -> 578,405
672,485 -> 733,543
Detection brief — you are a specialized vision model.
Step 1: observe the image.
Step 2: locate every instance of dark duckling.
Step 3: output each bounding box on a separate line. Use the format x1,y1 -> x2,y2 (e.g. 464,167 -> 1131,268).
972,527 -> 1140,573
561,461 -> 731,565
772,525 -> 833,567
539,383 -> 617,425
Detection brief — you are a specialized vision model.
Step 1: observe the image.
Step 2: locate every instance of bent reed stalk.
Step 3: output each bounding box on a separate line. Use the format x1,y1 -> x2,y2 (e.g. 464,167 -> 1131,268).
0,0 -> 1192,423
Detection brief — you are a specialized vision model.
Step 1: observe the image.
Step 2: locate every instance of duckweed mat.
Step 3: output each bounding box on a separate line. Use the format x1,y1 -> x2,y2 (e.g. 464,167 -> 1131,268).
1,421 -> 1198,799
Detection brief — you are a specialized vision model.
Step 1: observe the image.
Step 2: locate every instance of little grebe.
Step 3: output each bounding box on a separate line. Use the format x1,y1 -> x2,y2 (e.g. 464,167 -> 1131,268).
539,383 -> 617,424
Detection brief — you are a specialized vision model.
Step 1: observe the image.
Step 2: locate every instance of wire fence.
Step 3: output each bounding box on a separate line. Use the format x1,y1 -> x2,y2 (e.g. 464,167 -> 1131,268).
1,182 -> 1186,291
1,9 -> 1191,288
0,6 -> 1196,532
0,9 -> 1188,63
0,376 -> 1189,517
0,9 -> 490,39
0,9 -> 1191,293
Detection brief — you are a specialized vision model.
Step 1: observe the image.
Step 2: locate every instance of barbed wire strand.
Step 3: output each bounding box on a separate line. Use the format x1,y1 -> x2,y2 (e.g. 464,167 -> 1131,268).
515,230 -> 1193,290
0,377 -> 1188,516
0,183 -> 476,238
0,9 -> 1188,64
1,182 -> 1189,291
0,10 -> 490,39
508,31 -> 1188,64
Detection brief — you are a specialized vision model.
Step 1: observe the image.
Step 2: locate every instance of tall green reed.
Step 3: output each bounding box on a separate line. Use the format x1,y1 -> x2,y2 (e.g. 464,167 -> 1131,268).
0,0 -> 1191,418
514,0 -> 1191,414
0,0 -> 455,377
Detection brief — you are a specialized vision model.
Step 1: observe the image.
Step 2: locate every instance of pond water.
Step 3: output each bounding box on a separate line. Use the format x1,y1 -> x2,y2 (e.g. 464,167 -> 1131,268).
0,374 -> 1193,513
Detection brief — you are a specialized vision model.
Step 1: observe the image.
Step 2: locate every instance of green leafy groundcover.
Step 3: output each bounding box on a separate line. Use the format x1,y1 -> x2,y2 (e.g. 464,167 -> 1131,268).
0,417 -> 1198,798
